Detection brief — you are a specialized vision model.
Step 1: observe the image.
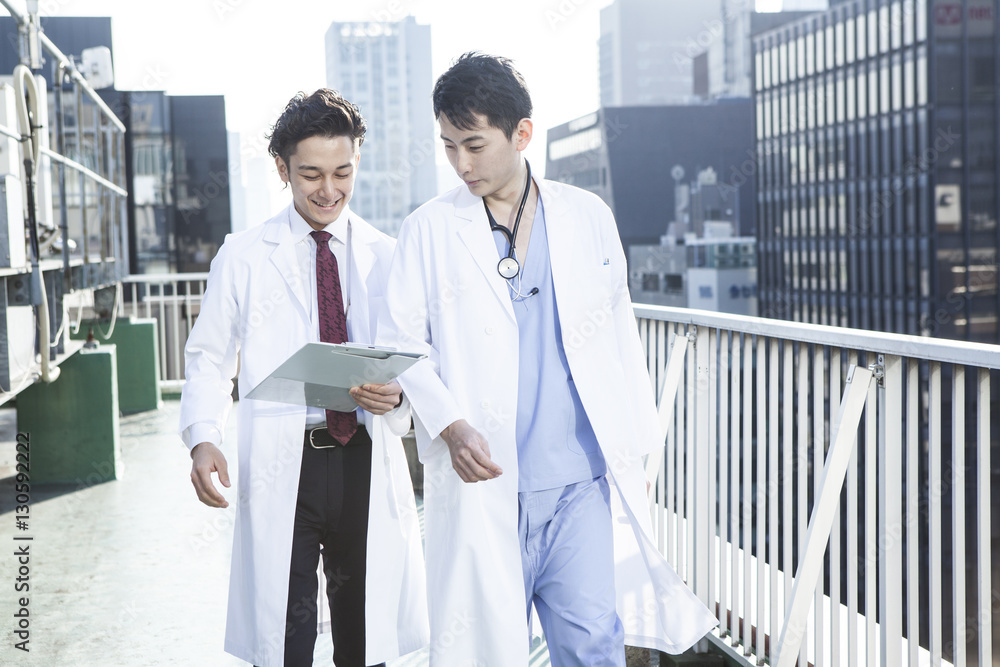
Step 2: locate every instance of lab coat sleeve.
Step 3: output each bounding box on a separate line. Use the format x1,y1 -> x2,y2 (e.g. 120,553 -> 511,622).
381,393 -> 412,437
179,240 -> 241,451
377,215 -> 464,450
603,208 -> 661,458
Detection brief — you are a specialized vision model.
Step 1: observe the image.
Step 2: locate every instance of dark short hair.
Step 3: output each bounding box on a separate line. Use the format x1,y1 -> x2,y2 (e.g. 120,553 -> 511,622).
267,89 -> 367,166
432,52 -> 532,138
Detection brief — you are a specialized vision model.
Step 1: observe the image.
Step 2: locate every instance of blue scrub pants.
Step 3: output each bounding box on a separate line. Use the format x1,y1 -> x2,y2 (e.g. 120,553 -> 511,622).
518,476 -> 626,667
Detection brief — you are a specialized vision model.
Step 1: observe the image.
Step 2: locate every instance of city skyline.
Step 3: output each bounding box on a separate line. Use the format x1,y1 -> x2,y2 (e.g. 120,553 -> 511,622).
41,0 -> 783,222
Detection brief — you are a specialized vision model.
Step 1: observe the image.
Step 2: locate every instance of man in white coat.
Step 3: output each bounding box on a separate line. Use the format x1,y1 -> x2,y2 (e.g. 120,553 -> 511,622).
180,89 -> 428,667
378,54 -> 718,666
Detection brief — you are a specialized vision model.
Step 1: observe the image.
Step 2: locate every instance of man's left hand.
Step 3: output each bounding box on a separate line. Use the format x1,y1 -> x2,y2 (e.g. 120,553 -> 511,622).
350,381 -> 403,415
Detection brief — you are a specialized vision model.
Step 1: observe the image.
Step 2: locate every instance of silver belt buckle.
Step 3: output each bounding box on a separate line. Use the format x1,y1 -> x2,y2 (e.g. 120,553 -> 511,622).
307,426 -> 338,449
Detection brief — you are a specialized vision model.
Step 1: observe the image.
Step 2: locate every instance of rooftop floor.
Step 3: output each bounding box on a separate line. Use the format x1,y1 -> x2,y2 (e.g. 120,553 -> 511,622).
0,400 -> 557,666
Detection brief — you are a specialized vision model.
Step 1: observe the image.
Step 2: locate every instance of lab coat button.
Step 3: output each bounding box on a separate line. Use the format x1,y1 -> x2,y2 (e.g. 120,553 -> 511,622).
481,400 -> 491,409
485,326 -> 495,335
384,455 -> 391,465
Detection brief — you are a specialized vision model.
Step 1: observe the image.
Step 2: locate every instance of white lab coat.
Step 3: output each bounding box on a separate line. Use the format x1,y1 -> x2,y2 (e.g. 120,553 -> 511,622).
378,180 -> 718,666
180,204 -> 429,667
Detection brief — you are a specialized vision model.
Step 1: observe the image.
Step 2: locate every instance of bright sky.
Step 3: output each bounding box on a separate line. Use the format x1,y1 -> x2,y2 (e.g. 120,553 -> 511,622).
37,0 -> 780,217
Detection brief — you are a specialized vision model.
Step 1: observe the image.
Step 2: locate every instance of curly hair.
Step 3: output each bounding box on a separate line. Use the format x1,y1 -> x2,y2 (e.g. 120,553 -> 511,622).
267,89 -> 367,166
432,52 -> 532,138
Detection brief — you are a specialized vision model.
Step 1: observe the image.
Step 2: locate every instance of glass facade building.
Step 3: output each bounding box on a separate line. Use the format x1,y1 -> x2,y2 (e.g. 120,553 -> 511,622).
754,0 -> 1000,343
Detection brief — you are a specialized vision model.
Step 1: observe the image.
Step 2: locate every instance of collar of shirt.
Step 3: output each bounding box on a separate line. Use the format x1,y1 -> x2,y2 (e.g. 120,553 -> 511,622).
288,203 -> 351,247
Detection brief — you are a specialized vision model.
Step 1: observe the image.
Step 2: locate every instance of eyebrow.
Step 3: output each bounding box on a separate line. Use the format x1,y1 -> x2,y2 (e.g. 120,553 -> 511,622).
296,162 -> 354,172
440,134 -> 486,144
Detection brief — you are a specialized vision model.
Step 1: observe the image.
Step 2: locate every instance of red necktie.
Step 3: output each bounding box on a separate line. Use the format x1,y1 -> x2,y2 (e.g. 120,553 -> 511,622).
311,230 -> 357,445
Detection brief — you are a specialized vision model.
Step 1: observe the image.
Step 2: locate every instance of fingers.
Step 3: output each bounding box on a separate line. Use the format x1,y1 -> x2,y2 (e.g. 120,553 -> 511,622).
448,437 -> 503,483
349,384 -> 401,415
190,444 -> 230,508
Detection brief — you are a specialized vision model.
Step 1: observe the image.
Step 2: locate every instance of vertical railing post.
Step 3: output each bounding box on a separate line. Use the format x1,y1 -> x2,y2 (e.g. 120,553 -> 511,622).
694,325 -> 711,606
878,354 -> 903,667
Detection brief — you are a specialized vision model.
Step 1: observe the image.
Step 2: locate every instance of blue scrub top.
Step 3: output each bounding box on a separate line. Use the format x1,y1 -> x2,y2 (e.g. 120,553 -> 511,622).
492,194 -> 607,492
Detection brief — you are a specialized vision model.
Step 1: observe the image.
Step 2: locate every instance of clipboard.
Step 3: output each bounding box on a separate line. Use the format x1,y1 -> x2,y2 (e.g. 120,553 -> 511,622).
245,342 -> 426,411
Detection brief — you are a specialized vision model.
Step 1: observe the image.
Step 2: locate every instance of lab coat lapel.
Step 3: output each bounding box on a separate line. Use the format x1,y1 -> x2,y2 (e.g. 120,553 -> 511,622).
454,187 -> 516,323
538,180 -> 577,304
265,205 -> 311,323
347,216 -> 376,343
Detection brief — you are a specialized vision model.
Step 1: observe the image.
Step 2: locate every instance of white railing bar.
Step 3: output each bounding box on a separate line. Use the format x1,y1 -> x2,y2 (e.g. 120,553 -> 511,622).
170,280 -> 182,380
768,338 -> 779,665
976,368 -> 991,667
847,351 -> 859,667
40,147 -> 127,196
756,336 -> 766,661
685,327 -> 696,586
708,328 -> 719,621
906,360 -> 920,667
718,329 -> 730,637
647,334 -> 691,486
774,364 -> 874,667
811,346 -> 825,667
728,331 -> 740,647
865,369 -> 877,667
952,366 -> 966,667
123,272 -> 211,284
633,304 -> 1000,369
782,342 -> 794,644
929,362 -> 943,665
879,354 -> 903,667
665,323 -> 677,568
794,343 -> 808,667
741,333 -> 753,653
830,349 -> 843,667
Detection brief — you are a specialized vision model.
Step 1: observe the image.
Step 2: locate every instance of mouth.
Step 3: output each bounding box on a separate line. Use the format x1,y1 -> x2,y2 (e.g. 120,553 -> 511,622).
311,198 -> 341,212
464,180 -> 481,187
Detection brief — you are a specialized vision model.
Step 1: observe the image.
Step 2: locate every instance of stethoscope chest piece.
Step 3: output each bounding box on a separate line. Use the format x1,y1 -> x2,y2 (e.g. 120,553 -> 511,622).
497,256 -> 520,279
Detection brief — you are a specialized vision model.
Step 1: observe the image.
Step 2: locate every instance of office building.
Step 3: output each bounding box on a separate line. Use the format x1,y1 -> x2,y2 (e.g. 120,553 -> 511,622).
325,17 -> 436,236
599,0 -> 725,106
753,0 -> 999,343
629,168 -> 758,314
546,99 -> 756,261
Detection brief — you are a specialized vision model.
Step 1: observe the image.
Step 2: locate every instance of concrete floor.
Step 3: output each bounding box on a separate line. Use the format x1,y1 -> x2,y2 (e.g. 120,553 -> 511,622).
0,399 -> 558,666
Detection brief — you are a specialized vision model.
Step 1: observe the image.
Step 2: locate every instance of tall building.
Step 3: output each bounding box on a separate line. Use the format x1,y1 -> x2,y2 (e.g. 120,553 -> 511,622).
325,17 -> 436,236
546,100 -> 756,260
753,0 -> 1000,343
599,0 -> 724,106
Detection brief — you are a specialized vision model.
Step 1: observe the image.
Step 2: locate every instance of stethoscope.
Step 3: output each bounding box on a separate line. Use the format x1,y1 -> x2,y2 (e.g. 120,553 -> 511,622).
484,160 -> 532,280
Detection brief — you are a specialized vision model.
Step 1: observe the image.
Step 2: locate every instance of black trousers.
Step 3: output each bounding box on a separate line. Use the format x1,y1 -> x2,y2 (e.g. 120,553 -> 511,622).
282,428 -> 383,667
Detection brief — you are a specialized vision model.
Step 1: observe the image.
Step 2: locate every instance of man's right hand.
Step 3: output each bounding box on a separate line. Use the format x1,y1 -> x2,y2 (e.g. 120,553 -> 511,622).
441,420 -> 503,483
190,442 -> 231,508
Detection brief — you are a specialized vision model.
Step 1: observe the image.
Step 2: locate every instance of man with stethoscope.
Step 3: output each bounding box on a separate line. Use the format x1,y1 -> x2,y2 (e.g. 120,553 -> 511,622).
378,53 -> 716,666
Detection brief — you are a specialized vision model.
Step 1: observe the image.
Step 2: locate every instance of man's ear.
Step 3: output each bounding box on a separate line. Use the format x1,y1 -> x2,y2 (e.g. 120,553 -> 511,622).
514,118 -> 533,152
275,156 -> 289,183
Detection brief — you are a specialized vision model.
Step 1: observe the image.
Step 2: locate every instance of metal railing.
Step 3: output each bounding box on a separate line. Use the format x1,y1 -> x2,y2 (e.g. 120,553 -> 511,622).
637,304 -> 1000,667
119,273 -> 208,383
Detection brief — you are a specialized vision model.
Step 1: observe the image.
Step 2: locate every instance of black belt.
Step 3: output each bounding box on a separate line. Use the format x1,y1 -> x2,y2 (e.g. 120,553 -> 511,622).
304,424 -> 372,449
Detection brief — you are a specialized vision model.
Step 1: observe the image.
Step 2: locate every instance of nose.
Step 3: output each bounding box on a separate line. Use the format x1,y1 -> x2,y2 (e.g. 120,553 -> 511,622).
317,175 -> 338,200
456,149 -> 473,176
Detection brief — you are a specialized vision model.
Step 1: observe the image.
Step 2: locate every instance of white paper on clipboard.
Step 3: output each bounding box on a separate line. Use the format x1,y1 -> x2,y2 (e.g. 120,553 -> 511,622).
245,342 -> 426,411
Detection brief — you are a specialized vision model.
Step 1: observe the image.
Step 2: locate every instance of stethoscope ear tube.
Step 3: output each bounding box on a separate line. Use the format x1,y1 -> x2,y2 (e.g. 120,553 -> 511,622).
484,160 -> 533,280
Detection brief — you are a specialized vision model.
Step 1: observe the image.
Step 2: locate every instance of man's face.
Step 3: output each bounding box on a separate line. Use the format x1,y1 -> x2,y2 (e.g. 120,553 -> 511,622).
276,134 -> 360,230
439,113 -> 526,199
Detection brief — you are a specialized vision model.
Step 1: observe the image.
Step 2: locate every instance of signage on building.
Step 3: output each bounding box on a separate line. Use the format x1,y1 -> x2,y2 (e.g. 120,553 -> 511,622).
933,0 -> 994,38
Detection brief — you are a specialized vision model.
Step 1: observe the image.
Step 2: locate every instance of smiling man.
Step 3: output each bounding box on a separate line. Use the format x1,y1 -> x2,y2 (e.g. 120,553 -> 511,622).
179,89 -> 428,667
378,54 -> 717,666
